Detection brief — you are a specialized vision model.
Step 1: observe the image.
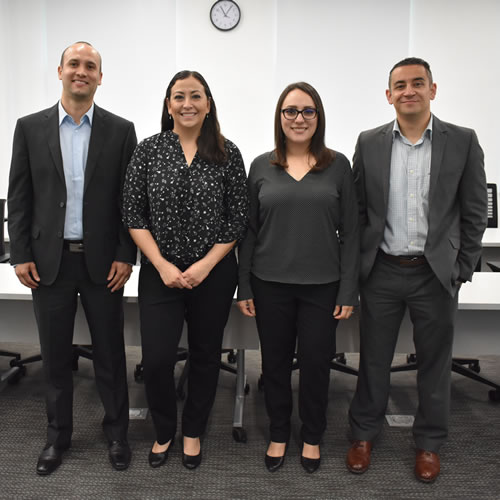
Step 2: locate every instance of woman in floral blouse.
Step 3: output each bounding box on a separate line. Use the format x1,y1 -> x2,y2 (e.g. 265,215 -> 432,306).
123,70 -> 248,470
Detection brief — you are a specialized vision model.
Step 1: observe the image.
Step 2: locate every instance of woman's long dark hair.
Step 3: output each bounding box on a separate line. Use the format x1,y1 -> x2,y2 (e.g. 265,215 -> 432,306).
161,70 -> 227,164
273,82 -> 334,171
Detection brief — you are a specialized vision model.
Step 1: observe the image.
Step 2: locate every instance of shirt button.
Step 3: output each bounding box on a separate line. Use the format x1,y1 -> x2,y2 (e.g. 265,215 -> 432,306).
59,202 -> 65,208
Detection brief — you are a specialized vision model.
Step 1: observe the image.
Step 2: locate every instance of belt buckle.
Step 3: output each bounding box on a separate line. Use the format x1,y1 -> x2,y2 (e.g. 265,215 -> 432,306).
68,242 -> 84,253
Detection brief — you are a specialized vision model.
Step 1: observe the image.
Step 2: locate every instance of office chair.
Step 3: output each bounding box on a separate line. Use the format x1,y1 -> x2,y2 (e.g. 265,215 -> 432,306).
0,199 -> 25,384
134,348 -> 246,400
392,183 -> 500,402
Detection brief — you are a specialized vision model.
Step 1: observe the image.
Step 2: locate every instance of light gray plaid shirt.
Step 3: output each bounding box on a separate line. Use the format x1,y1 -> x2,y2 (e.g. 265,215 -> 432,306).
380,115 -> 433,256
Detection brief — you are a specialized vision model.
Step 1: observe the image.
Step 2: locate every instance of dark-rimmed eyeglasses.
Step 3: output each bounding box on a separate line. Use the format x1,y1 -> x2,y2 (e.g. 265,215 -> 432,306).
281,108 -> 318,121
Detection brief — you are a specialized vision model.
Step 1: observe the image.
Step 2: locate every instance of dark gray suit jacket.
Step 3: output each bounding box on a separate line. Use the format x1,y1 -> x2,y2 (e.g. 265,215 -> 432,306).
353,115 -> 488,296
8,103 -> 137,285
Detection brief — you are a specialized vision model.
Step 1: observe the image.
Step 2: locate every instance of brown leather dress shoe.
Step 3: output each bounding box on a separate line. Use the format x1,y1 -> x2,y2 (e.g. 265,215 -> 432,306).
346,440 -> 372,474
415,449 -> 440,483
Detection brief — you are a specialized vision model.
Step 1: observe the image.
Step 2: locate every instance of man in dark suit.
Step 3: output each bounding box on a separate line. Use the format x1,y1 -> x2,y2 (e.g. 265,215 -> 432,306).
346,58 -> 487,482
8,41 -> 137,475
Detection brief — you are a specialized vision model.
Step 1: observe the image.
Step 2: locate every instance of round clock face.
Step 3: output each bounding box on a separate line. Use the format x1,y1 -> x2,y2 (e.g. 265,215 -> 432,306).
210,0 -> 241,31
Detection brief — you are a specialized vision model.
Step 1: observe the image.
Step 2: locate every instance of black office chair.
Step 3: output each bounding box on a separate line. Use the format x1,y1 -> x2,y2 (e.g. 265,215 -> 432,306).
134,348 -> 245,400
0,199 -> 25,384
392,183 -> 500,402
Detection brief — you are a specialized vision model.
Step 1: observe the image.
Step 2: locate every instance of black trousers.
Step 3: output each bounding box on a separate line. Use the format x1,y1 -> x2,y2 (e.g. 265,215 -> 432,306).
138,251 -> 237,444
32,250 -> 129,448
251,275 -> 339,445
349,254 -> 457,452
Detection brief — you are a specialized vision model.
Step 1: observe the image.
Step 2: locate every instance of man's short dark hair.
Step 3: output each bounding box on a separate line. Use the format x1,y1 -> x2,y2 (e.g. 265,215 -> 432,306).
389,57 -> 432,87
59,41 -> 102,72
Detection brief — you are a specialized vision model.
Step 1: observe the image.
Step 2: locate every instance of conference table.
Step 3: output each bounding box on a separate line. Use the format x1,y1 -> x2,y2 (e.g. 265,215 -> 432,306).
1,264 -> 499,432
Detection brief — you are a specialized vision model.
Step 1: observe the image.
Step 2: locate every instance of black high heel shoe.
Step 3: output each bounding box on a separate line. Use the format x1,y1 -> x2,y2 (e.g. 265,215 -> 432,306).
301,455 -> 321,473
301,443 -> 321,473
265,442 -> 287,472
148,439 -> 173,468
182,437 -> 202,470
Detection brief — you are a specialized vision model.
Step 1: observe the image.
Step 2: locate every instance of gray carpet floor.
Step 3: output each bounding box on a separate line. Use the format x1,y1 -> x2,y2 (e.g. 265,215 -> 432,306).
0,343 -> 499,500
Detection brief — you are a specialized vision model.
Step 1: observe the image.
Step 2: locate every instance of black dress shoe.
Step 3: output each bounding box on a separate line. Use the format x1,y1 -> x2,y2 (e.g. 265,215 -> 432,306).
265,453 -> 285,472
149,440 -> 173,468
36,444 -> 66,476
182,451 -> 202,470
301,455 -> 321,473
108,440 -> 131,471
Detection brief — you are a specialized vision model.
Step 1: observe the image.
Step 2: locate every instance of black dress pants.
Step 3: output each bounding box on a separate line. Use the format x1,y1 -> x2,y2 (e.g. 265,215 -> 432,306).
348,254 -> 457,452
32,250 -> 129,448
138,251 -> 237,444
251,275 -> 339,445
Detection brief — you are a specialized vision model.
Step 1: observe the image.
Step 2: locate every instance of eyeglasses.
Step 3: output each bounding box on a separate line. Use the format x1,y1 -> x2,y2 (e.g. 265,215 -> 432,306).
281,108 -> 318,121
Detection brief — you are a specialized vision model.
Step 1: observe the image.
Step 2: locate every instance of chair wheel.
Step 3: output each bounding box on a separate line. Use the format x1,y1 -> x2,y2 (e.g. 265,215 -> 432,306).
488,389 -> 500,402
227,351 -> 237,364
336,354 -> 347,365
7,366 -> 26,385
257,375 -> 264,391
232,427 -> 247,443
134,364 -> 144,383
469,362 -> 480,373
244,383 -> 250,395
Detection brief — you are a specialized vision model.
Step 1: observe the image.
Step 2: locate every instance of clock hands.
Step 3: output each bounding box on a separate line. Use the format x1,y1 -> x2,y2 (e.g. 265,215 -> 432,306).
219,3 -> 233,18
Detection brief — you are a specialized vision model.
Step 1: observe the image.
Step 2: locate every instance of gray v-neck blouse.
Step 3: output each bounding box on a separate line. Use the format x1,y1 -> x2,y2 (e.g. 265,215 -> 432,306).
123,130 -> 249,267
237,151 -> 359,306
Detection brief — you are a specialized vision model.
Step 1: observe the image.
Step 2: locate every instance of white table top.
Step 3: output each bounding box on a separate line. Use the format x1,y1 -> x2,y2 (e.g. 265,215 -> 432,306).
0,263 -> 140,301
2,263 -> 500,310
481,227 -> 500,247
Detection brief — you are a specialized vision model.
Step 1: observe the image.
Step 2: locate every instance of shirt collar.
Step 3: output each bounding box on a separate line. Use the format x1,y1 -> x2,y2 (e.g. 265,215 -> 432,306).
58,100 -> 94,126
392,113 -> 433,141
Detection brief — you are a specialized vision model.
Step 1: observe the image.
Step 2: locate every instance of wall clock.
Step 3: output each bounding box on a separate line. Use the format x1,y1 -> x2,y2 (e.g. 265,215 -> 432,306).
210,0 -> 241,31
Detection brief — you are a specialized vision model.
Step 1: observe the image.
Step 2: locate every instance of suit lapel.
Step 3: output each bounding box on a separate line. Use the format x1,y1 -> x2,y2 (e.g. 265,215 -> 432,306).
84,104 -> 106,193
428,115 -> 447,204
379,122 -> 394,213
45,104 -> 65,184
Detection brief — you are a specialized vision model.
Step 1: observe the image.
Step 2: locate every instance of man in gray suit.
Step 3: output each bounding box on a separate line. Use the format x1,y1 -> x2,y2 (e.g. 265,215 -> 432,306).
346,57 -> 487,482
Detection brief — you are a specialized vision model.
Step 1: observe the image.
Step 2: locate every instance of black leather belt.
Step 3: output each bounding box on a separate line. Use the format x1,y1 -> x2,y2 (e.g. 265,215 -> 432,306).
378,249 -> 426,267
63,240 -> 84,253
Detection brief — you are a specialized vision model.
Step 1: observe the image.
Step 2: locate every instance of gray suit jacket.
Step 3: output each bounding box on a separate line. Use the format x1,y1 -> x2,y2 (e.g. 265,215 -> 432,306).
353,115 -> 487,296
8,103 -> 137,285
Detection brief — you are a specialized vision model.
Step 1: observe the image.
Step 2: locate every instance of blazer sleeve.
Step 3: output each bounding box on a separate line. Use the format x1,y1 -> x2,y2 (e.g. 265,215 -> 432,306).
337,159 -> 360,306
456,129 -> 488,281
115,121 -> 138,263
237,158 -> 261,301
352,134 -> 368,230
7,118 -> 34,265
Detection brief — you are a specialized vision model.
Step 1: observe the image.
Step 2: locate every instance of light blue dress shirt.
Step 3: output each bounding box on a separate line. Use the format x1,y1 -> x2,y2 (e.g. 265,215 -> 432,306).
58,101 -> 94,240
380,115 -> 433,256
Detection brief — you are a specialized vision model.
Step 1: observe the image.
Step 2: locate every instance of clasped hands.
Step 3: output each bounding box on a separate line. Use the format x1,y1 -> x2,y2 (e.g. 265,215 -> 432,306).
157,259 -> 211,289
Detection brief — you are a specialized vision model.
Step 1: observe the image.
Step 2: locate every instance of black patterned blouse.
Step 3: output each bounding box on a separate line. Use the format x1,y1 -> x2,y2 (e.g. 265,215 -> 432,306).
123,130 -> 249,267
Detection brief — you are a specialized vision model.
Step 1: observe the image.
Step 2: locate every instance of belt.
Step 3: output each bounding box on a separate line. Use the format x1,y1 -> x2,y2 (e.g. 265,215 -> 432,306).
378,249 -> 426,267
63,240 -> 85,253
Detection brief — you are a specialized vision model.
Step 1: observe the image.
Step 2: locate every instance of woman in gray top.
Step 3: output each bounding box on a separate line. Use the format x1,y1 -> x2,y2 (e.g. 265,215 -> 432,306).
237,82 -> 359,473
